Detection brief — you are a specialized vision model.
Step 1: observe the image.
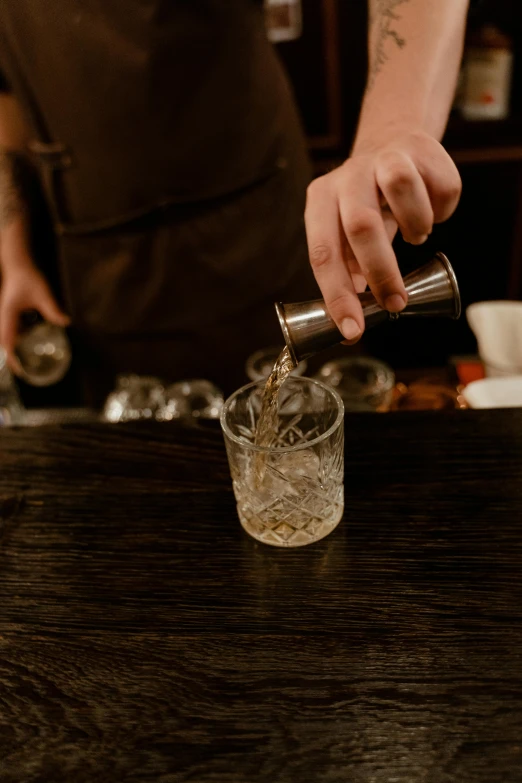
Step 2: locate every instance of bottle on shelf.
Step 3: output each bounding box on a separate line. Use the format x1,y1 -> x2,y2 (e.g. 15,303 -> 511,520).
460,25 -> 514,121
264,0 -> 302,43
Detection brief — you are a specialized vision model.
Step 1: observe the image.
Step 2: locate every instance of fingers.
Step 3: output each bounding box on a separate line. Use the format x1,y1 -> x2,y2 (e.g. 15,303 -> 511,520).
305,135 -> 462,328
337,169 -> 407,313
34,280 -> 71,327
408,135 -> 462,223
0,266 -> 71,378
376,151 -> 434,245
422,157 -> 462,224
305,180 -> 364,342
0,297 -> 22,374
382,209 -> 399,243
346,254 -> 368,295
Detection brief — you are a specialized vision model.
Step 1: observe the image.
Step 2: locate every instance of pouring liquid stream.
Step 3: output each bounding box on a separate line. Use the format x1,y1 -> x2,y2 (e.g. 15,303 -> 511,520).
253,346 -> 295,485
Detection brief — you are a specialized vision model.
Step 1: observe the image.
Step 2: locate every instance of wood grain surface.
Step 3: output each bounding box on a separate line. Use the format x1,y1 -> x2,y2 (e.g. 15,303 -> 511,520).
1,411 -> 522,782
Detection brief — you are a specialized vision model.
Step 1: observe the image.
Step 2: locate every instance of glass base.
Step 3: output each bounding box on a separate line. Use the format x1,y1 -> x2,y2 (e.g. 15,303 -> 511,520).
238,504 -> 344,548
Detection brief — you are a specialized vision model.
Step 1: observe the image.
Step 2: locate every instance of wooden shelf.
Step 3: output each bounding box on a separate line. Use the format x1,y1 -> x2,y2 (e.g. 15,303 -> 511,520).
312,115 -> 522,170
312,146 -> 522,174
444,115 -> 522,163
449,145 -> 522,164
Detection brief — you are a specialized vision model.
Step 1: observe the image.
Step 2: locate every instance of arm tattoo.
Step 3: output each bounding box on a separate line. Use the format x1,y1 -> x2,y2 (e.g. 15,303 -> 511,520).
0,150 -> 25,229
368,0 -> 411,90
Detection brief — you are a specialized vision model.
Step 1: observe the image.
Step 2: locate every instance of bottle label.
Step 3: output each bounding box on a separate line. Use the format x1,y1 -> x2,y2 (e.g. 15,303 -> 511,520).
462,48 -> 513,120
265,0 -> 302,43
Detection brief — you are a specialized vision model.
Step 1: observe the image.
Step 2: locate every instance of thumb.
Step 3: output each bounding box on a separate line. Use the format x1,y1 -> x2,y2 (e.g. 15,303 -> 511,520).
37,286 -> 71,327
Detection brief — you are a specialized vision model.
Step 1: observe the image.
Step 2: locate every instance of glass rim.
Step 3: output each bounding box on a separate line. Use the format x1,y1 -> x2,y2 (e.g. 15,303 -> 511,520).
220,375 -> 344,454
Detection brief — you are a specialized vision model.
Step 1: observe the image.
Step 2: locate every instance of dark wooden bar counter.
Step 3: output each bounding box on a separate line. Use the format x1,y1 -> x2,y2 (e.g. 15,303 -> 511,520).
1,410 -> 522,782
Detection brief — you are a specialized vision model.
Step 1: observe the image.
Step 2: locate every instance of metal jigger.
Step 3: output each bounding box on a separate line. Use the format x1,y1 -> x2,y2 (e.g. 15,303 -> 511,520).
275,252 -> 461,365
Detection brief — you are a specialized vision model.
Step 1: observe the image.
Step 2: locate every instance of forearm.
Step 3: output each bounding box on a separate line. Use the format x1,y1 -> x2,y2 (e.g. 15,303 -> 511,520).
0,96 -> 68,355
0,94 -> 33,273
353,0 -> 469,151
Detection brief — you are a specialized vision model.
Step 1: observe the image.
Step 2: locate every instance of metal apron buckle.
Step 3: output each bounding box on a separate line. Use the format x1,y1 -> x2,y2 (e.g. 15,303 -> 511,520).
27,140 -> 74,169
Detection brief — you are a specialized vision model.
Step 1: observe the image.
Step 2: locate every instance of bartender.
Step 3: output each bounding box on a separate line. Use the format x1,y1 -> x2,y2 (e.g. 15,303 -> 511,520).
0,1 -> 469,402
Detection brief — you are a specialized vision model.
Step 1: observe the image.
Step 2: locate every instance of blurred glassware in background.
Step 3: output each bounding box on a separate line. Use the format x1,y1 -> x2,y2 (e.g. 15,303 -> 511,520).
316,356 -> 395,412
158,380 -> 224,422
15,320 -> 72,387
103,375 -> 166,423
103,375 -> 224,423
245,346 -> 307,382
0,347 -> 25,426
467,301 -> 522,377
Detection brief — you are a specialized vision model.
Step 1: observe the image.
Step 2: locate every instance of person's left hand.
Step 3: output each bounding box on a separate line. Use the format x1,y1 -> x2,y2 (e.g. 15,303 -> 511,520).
304,129 -> 462,343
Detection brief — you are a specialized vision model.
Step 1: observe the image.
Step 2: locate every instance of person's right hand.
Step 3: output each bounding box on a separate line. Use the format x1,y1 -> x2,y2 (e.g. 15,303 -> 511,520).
304,129 -> 462,343
0,261 -> 71,374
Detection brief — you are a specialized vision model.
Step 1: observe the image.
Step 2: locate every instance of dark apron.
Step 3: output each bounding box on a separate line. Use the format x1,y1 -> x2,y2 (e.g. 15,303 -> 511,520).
0,1 -> 318,403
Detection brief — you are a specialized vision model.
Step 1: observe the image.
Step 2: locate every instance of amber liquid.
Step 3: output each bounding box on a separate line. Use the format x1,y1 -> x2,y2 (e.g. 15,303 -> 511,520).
255,346 -> 295,449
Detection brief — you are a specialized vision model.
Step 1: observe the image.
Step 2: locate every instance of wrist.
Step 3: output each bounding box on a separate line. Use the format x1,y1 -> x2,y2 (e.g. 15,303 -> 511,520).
0,219 -> 35,276
351,123 -> 429,157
